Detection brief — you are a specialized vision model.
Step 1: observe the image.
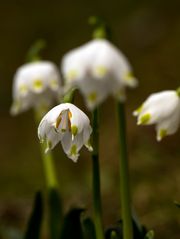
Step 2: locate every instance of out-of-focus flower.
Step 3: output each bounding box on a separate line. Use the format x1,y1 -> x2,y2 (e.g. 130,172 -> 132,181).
38,103 -> 93,162
61,39 -> 138,110
133,90 -> 180,141
11,61 -> 62,115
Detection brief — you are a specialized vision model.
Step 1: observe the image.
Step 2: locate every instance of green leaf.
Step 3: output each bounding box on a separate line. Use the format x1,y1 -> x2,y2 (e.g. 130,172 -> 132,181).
26,39 -> 46,62
24,191 -> 43,239
144,230 -> 154,239
82,217 -> 96,239
59,208 -> 84,239
48,188 -> 63,239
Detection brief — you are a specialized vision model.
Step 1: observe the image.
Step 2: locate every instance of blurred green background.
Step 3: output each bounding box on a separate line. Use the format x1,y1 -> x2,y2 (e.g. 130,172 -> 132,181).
0,0 -> 180,238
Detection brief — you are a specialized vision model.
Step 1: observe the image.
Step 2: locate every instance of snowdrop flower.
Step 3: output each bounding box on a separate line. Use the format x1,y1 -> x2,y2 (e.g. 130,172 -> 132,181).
38,103 -> 93,162
133,90 -> 180,141
61,39 -> 138,110
11,61 -> 62,115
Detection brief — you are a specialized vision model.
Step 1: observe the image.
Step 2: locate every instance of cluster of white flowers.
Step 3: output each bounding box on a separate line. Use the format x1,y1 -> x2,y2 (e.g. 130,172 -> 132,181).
11,61 -> 62,115
62,39 -> 138,110
11,38 -> 180,160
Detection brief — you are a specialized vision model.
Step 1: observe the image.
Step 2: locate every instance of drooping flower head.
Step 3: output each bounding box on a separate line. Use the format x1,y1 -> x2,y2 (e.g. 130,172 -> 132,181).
38,103 -> 92,162
11,61 -> 62,115
133,90 -> 180,141
61,39 -> 138,110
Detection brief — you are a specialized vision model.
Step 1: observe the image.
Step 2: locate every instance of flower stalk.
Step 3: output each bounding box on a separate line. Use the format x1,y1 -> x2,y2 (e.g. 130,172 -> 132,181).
35,109 -> 58,189
92,107 -> 104,239
116,102 -> 133,239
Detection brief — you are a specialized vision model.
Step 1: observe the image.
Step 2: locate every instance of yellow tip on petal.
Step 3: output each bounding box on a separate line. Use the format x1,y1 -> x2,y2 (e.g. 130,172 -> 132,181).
138,113 -> 151,125
157,128 -> 167,141
50,79 -> 58,90
123,72 -> 138,87
71,125 -> 78,136
94,66 -> 107,77
69,144 -> 79,162
45,140 -> 52,153
67,70 -> 78,81
88,92 -> 97,103
19,84 -> 28,94
33,79 -> 43,90
133,105 -> 143,116
10,101 -> 21,115
85,139 -> 93,152
70,144 -> 77,155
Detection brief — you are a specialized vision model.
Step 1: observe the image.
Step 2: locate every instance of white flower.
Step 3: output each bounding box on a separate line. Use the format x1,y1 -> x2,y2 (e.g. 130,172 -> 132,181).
61,39 -> 138,110
133,90 -> 180,141
38,103 -> 93,162
11,61 -> 62,115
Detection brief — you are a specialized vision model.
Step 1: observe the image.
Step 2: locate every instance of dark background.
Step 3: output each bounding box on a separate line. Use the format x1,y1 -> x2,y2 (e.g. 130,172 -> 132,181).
0,1 -> 180,238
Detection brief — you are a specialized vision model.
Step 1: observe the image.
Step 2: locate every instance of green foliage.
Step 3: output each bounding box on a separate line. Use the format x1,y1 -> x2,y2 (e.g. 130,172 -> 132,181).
82,217 -> 96,239
24,191 -> 43,239
59,208 -> 84,239
105,218 -> 148,239
48,188 -> 63,239
26,39 -> 46,62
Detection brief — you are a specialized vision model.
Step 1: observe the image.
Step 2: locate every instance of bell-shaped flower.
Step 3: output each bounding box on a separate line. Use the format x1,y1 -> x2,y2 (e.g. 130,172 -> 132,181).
61,39 -> 138,110
38,103 -> 93,162
11,61 -> 62,115
133,90 -> 180,141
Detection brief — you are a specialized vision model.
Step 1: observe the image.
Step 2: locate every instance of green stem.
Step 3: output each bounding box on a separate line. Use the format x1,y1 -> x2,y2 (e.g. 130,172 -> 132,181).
92,108 -> 104,239
39,142 -> 58,189
35,110 -> 58,189
116,102 -> 133,239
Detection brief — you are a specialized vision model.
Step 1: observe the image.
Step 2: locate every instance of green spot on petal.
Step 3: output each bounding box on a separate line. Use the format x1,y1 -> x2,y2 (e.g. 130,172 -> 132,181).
70,144 -> 77,156
159,128 -> 167,140
95,66 -> 107,77
139,113 -> 151,125
67,70 -> 78,80
50,79 -> 58,90
33,79 -> 43,90
61,128 -> 66,132
135,104 -> 143,115
85,138 -> 93,151
124,72 -> 134,81
88,92 -> 97,102
19,84 -> 28,94
71,125 -> 78,136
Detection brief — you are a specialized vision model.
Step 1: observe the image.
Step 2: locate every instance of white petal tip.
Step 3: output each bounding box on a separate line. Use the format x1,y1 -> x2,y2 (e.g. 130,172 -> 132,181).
45,148 -> 50,154
157,137 -> 162,142
88,146 -> 93,152
10,106 -> 19,116
69,155 -> 79,163
137,121 -> 141,125
133,111 -> 138,116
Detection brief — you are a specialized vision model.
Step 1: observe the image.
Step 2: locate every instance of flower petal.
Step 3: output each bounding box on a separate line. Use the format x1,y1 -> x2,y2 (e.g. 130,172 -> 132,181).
137,91 -> 179,125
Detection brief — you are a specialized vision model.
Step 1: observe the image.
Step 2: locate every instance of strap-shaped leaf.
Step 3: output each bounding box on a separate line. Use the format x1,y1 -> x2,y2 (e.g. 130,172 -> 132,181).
82,217 -> 96,239
59,208 -> 84,239
24,191 -> 43,239
48,188 -> 63,239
